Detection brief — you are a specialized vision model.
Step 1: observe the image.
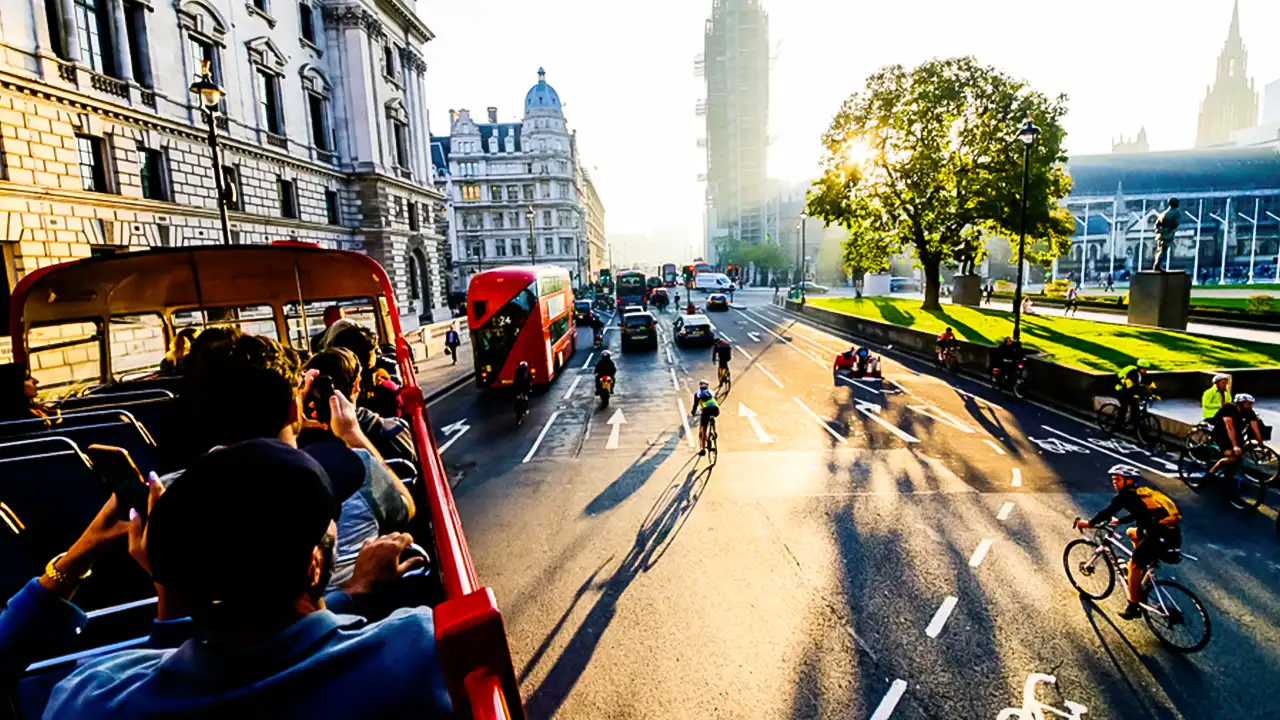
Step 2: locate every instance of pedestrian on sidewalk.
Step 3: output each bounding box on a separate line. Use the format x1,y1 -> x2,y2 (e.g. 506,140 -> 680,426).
983,282 -> 994,306
444,324 -> 461,366
1064,285 -> 1079,316
1104,272 -> 1114,292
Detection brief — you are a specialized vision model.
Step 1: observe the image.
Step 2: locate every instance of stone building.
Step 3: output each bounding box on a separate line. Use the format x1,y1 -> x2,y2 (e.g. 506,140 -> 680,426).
578,164 -> 606,283
0,0 -> 450,365
431,69 -> 603,290
1195,1 -> 1258,148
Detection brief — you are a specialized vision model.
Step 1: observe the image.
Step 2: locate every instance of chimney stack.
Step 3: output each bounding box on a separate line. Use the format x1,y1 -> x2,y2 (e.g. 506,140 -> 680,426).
487,107 -> 498,123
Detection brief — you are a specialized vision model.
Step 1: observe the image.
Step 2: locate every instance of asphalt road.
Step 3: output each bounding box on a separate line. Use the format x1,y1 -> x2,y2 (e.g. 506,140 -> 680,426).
428,287 -> 1280,719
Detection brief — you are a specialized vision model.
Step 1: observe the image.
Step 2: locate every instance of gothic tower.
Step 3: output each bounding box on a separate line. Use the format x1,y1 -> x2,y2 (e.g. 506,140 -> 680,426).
1195,1 -> 1258,147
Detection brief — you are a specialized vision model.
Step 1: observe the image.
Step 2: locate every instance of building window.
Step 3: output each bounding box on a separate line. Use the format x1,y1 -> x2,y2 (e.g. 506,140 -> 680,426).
74,0 -> 111,74
298,1 -> 316,44
559,181 -> 570,198
391,121 -> 409,168
222,165 -> 242,210
460,185 -> 480,202
493,239 -> 506,257
544,238 -> 554,255
507,185 -> 519,201
382,44 -> 395,78
251,0 -> 267,12
560,237 -> 573,256
510,239 -> 522,256
522,184 -> 534,200
75,134 -> 108,193
189,39 -> 223,110
325,189 -> 340,225
542,210 -> 552,227
259,70 -> 284,135
492,212 -> 504,229
278,177 -> 297,218
124,3 -> 152,87
408,202 -> 419,231
489,185 -> 502,201
138,146 -> 169,201
540,182 -> 550,198
308,92 -> 330,151
44,0 -> 67,59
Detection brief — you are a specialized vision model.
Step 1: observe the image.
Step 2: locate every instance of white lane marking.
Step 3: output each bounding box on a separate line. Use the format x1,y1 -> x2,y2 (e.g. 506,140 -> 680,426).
837,374 -> 883,394
1011,468 -> 1022,487
666,346 -> 674,365
738,402 -> 773,444
925,596 -> 959,639
955,387 -> 1005,412
735,344 -> 754,361
561,375 -> 582,400
1041,425 -> 1176,478
748,331 -> 762,342
983,438 -> 1007,455
756,363 -> 785,389
437,419 -> 470,454
996,502 -> 1015,521
670,367 -> 680,390
906,404 -> 975,434
969,538 -> 994,568
581,352 -> 595,370
736,310 -> 852,377
605,408 -> 627,450
676,399 -> 696,448
916,523 -> 943,542
870,679 -> 908,720
793,397 -> 849,444
522,410 -> 561,463
854,399 -> 920,444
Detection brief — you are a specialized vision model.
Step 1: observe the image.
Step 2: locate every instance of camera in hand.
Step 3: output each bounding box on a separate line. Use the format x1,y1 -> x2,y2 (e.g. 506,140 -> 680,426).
307,375 -> 336,425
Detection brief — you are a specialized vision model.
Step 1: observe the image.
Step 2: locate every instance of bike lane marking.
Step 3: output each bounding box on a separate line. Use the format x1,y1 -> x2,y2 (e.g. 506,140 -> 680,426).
562,375 -> 582,400
738,309 -> 885,395
925,596 -> 959,639
870,679 -> 908,720
522,410 -> 562,463
1040,425 -> 1176,478
996,502 -> 1015,521
969,538 -> 994,568
793,397 -> 849,444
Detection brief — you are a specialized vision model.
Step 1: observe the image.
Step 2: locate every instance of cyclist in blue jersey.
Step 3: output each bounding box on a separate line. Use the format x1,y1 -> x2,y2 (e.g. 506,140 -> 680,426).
689,379 -> 720,456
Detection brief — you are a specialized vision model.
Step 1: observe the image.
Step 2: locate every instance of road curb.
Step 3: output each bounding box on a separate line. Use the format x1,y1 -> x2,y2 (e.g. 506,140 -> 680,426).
423,370 -> 475,404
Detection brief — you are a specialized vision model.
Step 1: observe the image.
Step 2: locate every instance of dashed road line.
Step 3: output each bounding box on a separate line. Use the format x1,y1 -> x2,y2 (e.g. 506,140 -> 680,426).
925,596 -> 959,639
522,410 -> 561,463
996,502 -> 1014,521
756,363 -> 785,389
561,375 -> 582,400
735,344 -> 753,361
983,438 -> 1007,455
581,352 -> 595,370
669,368 -> 680,390
1011,468 -> 1022,487
870,679 -> 908,720
793,397 -> 849,444
969,538 -> 994,568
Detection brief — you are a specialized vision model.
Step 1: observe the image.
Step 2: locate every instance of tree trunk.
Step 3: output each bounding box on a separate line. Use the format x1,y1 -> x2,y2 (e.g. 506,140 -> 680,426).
921,254 -> 942,310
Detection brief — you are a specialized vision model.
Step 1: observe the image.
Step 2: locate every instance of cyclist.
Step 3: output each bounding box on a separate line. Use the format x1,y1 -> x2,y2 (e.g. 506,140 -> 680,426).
1074,464 -> 1182,620
712,337 -> 732,385
833,345 -> 874,376
588,311 -> 605,347
1201,373 -> 1232,420
1114,359 -> 1156,427
936,327 -> 958,362
989,336 -> 1023,389
689,379 -> 720,456
512,361 -> 533,418
1209,393 -> 1263,508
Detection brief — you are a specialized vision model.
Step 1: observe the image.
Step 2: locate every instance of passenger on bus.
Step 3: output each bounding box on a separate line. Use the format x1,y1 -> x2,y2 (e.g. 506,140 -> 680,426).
0,361 -> 55,423
159,327 -> 199,375
186,334 -> 414,590
40,440 -> 452,719
328,325 -> 402,419
310,305 -> 347,353
302,348 -> 417,466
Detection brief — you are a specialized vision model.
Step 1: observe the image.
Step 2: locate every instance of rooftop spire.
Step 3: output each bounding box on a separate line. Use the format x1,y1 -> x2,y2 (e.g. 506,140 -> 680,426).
1228,0 -> 1241,43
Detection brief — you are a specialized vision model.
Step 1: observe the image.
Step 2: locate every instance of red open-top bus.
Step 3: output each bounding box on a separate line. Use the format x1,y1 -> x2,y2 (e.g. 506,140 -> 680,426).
7,243 -> 524,719
466,265 -> 575,389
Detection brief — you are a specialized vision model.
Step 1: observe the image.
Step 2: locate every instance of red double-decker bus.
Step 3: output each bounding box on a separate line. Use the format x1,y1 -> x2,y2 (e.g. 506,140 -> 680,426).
467,265 -> 576,389
661,263 -> 678,286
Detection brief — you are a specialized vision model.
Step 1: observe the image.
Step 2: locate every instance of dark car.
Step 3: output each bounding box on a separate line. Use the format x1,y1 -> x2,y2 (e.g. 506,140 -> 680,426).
673,314 -> 714,347
620,312 -> 659,351
650,287 -> 670,308
706,293 -> 729,311
574,299 -> 594,323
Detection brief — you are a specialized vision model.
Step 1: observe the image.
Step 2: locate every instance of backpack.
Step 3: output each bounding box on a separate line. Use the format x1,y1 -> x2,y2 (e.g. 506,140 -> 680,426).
1135,487 -> 1181,526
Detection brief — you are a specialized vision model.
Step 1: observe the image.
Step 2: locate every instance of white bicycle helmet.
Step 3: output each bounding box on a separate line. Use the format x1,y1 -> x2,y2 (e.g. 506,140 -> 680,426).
698,379 -> 709,389
1212,373 -> 1230,384
1236,393 -> 1255,404
1107,464 -> 1142,482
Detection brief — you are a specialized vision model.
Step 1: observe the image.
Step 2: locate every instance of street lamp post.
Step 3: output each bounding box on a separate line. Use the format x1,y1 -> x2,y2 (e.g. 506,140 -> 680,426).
526,206 -> 537,266
1010,113 -> 1041,344
797,215 -> 808,306
189,62 -> 231,246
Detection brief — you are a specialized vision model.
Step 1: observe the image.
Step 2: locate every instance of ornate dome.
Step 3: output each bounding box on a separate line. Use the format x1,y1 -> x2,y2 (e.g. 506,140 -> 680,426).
524,67 -> 562,113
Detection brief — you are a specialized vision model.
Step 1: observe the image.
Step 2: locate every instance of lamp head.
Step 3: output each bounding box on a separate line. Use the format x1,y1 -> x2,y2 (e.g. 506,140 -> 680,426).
189,61 -> 225,109
1016,112 -> 1041,146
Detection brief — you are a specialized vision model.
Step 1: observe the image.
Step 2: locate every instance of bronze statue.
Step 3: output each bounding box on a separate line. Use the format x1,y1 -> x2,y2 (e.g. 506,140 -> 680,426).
1152,197 -> 1180,271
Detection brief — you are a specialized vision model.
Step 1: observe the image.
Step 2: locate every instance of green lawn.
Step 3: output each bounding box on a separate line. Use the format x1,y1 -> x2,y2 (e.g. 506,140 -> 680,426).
808,297 -> 1280,373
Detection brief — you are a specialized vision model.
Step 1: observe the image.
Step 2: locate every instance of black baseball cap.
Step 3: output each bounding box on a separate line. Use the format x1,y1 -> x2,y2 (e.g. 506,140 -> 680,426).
148,439 -> 337,603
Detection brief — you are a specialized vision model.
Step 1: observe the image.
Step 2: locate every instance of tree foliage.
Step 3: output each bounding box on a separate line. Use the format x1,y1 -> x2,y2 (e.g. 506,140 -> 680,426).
806,57 -> 1075,309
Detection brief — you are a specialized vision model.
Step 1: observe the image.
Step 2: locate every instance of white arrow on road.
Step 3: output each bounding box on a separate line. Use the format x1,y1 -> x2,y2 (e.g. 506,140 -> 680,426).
738,402 -> 773,444
854,400 -> 920,444
605,408 -> 627,450
438,418 -> 471,454
747,331 -> 762,342
905,404 -> 974,434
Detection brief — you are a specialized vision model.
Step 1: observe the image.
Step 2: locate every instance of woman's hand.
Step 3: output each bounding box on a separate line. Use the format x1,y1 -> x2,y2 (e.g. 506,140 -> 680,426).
126,473 -> 165,576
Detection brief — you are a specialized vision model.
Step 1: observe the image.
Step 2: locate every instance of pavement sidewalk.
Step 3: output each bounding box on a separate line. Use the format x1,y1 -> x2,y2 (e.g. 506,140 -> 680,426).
414,341 -> 473,401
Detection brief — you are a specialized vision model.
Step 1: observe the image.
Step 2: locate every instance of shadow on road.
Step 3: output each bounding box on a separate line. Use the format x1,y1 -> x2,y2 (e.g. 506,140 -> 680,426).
582,435 -> 684,516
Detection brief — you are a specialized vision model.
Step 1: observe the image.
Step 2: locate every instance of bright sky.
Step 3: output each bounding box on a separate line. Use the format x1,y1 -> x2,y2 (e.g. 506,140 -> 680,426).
420,0 -> 1280,264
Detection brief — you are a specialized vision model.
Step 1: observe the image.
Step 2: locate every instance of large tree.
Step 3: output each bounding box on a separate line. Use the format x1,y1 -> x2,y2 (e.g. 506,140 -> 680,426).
807,56 -> 1075,310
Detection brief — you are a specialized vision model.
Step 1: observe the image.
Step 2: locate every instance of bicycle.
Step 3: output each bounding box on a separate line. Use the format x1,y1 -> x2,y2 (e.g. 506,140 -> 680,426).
1178,436 -> 1270,509
717,364 -> 731,390
1185,420 -> 1278,486
706,416 -> 718,466
1097,395 -> 1162,448
1063,519 -> 1210,653
936,345 -> 959,373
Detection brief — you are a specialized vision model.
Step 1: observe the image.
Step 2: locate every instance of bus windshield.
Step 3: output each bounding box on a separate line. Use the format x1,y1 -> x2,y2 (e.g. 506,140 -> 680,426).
472,284 -> 537,379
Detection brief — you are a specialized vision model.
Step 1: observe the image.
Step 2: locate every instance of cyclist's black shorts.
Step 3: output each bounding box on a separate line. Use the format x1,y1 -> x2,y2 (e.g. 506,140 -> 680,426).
1132,526 -> 1182,569
717,358 -> 730,369
699,405 -> 720,427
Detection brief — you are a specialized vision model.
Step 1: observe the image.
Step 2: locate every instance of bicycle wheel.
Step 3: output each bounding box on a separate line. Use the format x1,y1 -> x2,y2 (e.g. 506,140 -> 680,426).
1177,444 -> 1211,490
1137,412 -> 1163,449
1063,539 -> 1116,600
1243,444 -> 1280,486
1143,580 -> 1211,653
1096,403 -> 1121,436
1184,425 -> 1214,453
1233,466 -> 1268,510
706,423 -> 719,465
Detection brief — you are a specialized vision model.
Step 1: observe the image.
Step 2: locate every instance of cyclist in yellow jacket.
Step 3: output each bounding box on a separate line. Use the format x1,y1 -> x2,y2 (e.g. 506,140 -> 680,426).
1201,373 -> 1231,420
1115,359 -> 1156,426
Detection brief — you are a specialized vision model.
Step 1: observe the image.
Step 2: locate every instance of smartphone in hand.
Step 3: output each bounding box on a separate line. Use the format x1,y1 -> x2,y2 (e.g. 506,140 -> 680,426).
306,375 -> 336,425
86,444 -> 149,520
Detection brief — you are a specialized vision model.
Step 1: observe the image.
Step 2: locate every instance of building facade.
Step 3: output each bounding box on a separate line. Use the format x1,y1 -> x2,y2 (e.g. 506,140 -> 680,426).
578,165 -> 605,282
431,69 -> 601,291
0,0 -> 450,364
1195,1 -> 1258,148
700,0 -> 769,256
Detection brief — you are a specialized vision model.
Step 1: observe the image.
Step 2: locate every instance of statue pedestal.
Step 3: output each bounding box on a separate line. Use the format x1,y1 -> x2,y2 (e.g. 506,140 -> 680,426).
951,274 -> 982,306
1127,271 -> 1191,330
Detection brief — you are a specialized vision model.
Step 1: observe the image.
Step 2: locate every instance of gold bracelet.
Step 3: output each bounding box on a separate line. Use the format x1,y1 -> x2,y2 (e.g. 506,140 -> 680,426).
44,552 -> 92,585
